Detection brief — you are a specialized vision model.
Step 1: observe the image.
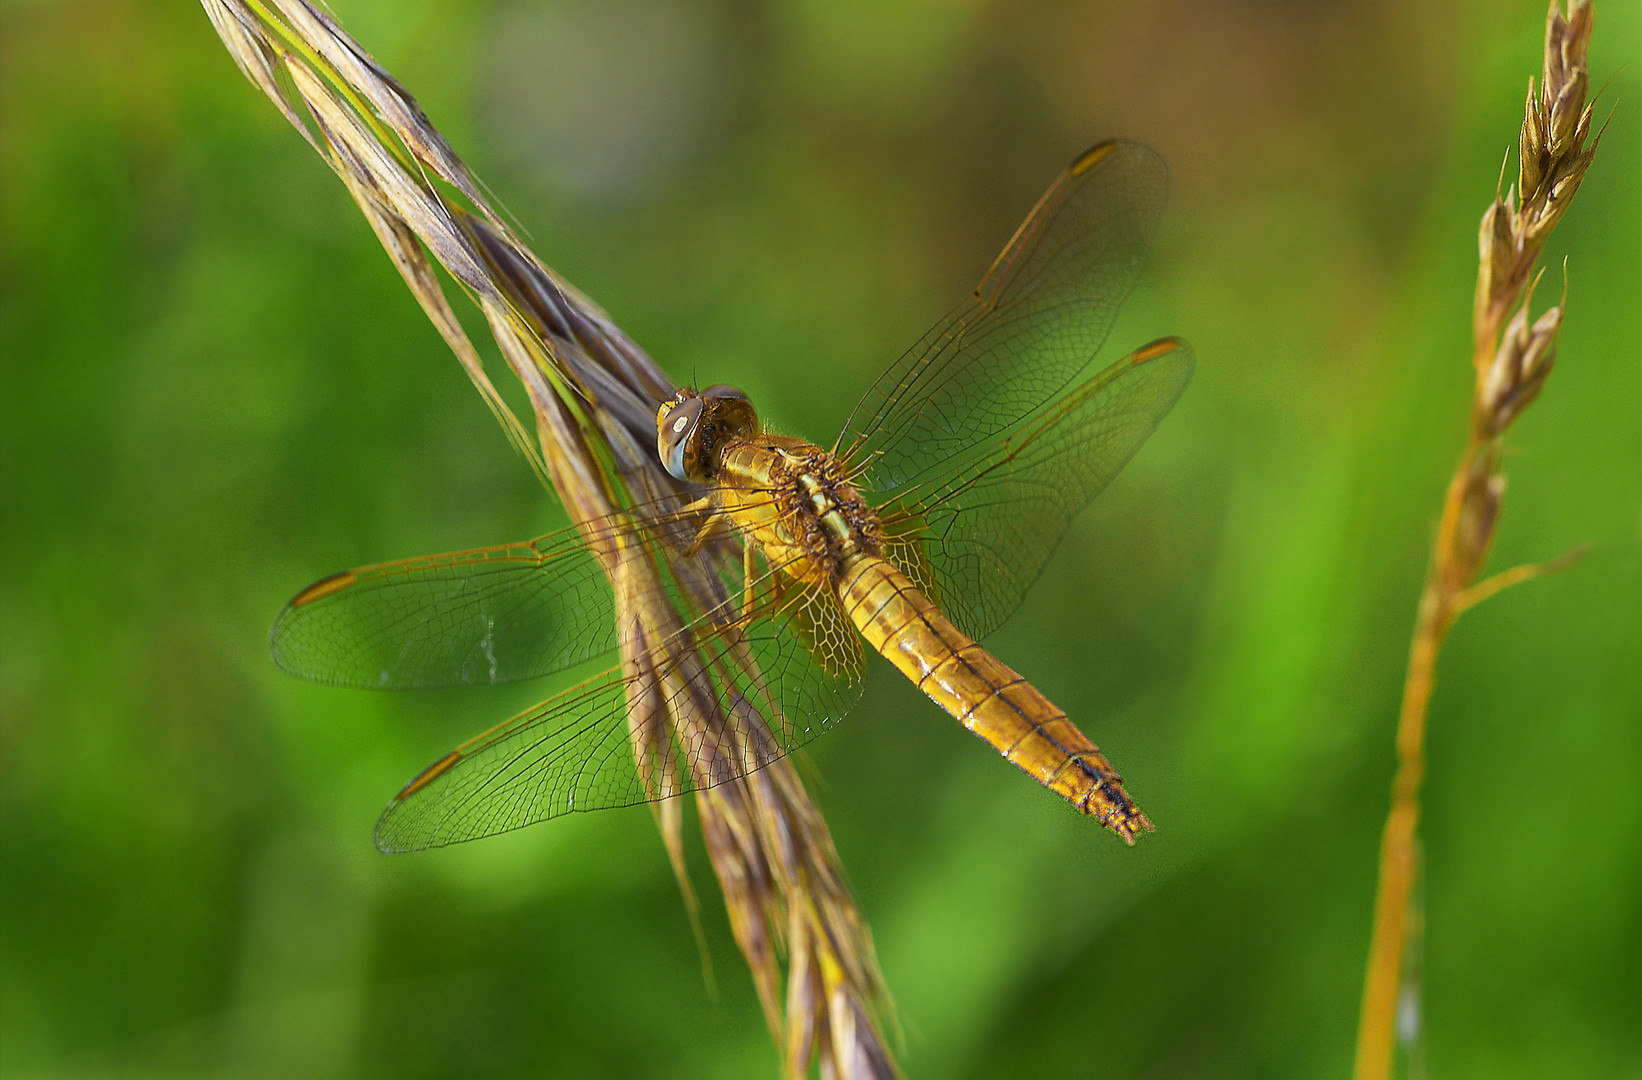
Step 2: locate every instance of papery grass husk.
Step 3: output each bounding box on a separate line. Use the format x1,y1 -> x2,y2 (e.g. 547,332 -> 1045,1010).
1352,4 -> 1603,1078
201,1 -> 896,1074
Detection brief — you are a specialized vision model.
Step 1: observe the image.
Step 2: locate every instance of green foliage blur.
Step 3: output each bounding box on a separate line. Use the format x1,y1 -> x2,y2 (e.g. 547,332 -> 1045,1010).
2,2 -> 1637,1077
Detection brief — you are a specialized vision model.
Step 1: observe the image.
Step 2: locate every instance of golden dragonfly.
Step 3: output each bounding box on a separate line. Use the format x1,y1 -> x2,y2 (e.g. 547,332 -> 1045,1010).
273,140 -> 1192,851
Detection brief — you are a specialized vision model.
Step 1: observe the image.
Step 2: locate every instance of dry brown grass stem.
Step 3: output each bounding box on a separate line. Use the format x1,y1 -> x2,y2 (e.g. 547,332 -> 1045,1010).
200,2 -> 895,1074
1353,3 -> 1602,1077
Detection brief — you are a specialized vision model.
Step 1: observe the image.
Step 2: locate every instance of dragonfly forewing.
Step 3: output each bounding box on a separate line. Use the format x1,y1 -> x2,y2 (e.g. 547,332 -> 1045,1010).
271,535 -> 619,689
836,140 -> 1169,493
270,491 -> 752,690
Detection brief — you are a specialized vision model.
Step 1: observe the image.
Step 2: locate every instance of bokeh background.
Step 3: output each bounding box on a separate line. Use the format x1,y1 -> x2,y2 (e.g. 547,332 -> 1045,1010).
2,1 -> 1638,1077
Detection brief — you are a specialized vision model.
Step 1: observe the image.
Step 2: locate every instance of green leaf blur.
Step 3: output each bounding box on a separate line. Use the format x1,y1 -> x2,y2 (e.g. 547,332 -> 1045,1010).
2,2 -> 1637,1077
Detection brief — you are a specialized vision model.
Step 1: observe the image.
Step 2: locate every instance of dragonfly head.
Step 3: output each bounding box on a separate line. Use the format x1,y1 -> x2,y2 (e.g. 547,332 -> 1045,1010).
657,385 -> 758,483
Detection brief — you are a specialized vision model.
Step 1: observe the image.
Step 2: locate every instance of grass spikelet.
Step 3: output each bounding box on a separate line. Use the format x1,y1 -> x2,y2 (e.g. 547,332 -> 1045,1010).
200,1 -> 896,1074
1352,4 -> 1604,1078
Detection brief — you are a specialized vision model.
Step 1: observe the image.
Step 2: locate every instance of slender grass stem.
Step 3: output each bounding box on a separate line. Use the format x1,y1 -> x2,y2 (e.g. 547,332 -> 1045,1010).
1353,4 -> 1603,1076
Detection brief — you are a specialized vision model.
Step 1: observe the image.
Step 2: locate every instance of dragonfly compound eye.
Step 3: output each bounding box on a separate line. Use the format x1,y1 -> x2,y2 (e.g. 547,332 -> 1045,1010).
657,385 -> 759,483
657,392 -> 707,482
699,385 -> 758,441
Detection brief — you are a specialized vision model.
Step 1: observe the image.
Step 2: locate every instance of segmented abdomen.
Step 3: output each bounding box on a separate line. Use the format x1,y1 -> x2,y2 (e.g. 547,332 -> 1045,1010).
837,556 -> 1152,843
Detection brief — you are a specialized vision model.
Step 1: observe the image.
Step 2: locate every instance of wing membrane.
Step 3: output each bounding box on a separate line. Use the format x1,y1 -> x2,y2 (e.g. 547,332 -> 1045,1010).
372,547 -> 864,851
878,338 -> 1192,642
836,140 -> 1168,492
271,496 -> 728,690
272,536 -> 616,689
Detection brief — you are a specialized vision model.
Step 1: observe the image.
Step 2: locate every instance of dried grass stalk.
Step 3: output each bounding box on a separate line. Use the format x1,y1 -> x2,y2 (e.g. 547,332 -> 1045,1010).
200,1 -> 895,1074
1352,4 -> 1603,1077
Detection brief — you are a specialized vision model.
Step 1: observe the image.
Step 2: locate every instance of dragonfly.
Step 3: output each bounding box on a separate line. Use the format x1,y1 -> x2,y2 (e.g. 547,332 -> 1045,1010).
273,139 -> 1193,852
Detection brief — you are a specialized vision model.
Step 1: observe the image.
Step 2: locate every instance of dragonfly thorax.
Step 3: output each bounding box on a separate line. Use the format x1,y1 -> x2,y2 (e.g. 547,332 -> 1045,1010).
714,438 -> 885,589
656,385 -> 758,483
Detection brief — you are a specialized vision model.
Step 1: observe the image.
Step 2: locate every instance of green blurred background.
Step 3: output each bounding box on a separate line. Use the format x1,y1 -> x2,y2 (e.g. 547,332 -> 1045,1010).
2,1 -> 1638,1077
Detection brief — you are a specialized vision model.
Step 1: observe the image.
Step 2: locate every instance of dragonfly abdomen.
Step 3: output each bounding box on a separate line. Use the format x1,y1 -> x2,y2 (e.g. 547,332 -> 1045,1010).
837,556 -> 1153,843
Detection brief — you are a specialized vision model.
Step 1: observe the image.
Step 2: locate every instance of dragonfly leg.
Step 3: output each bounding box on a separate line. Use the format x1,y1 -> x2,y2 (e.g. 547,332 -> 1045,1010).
685,510 -> 730,557
741,537 -> 759,617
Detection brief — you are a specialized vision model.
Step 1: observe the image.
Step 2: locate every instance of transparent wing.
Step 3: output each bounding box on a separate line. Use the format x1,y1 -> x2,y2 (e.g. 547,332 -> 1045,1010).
270,497 -> 712,689
372,548 -> 865,851
877,338 -> 1192,642
836,140 -> 1168,492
